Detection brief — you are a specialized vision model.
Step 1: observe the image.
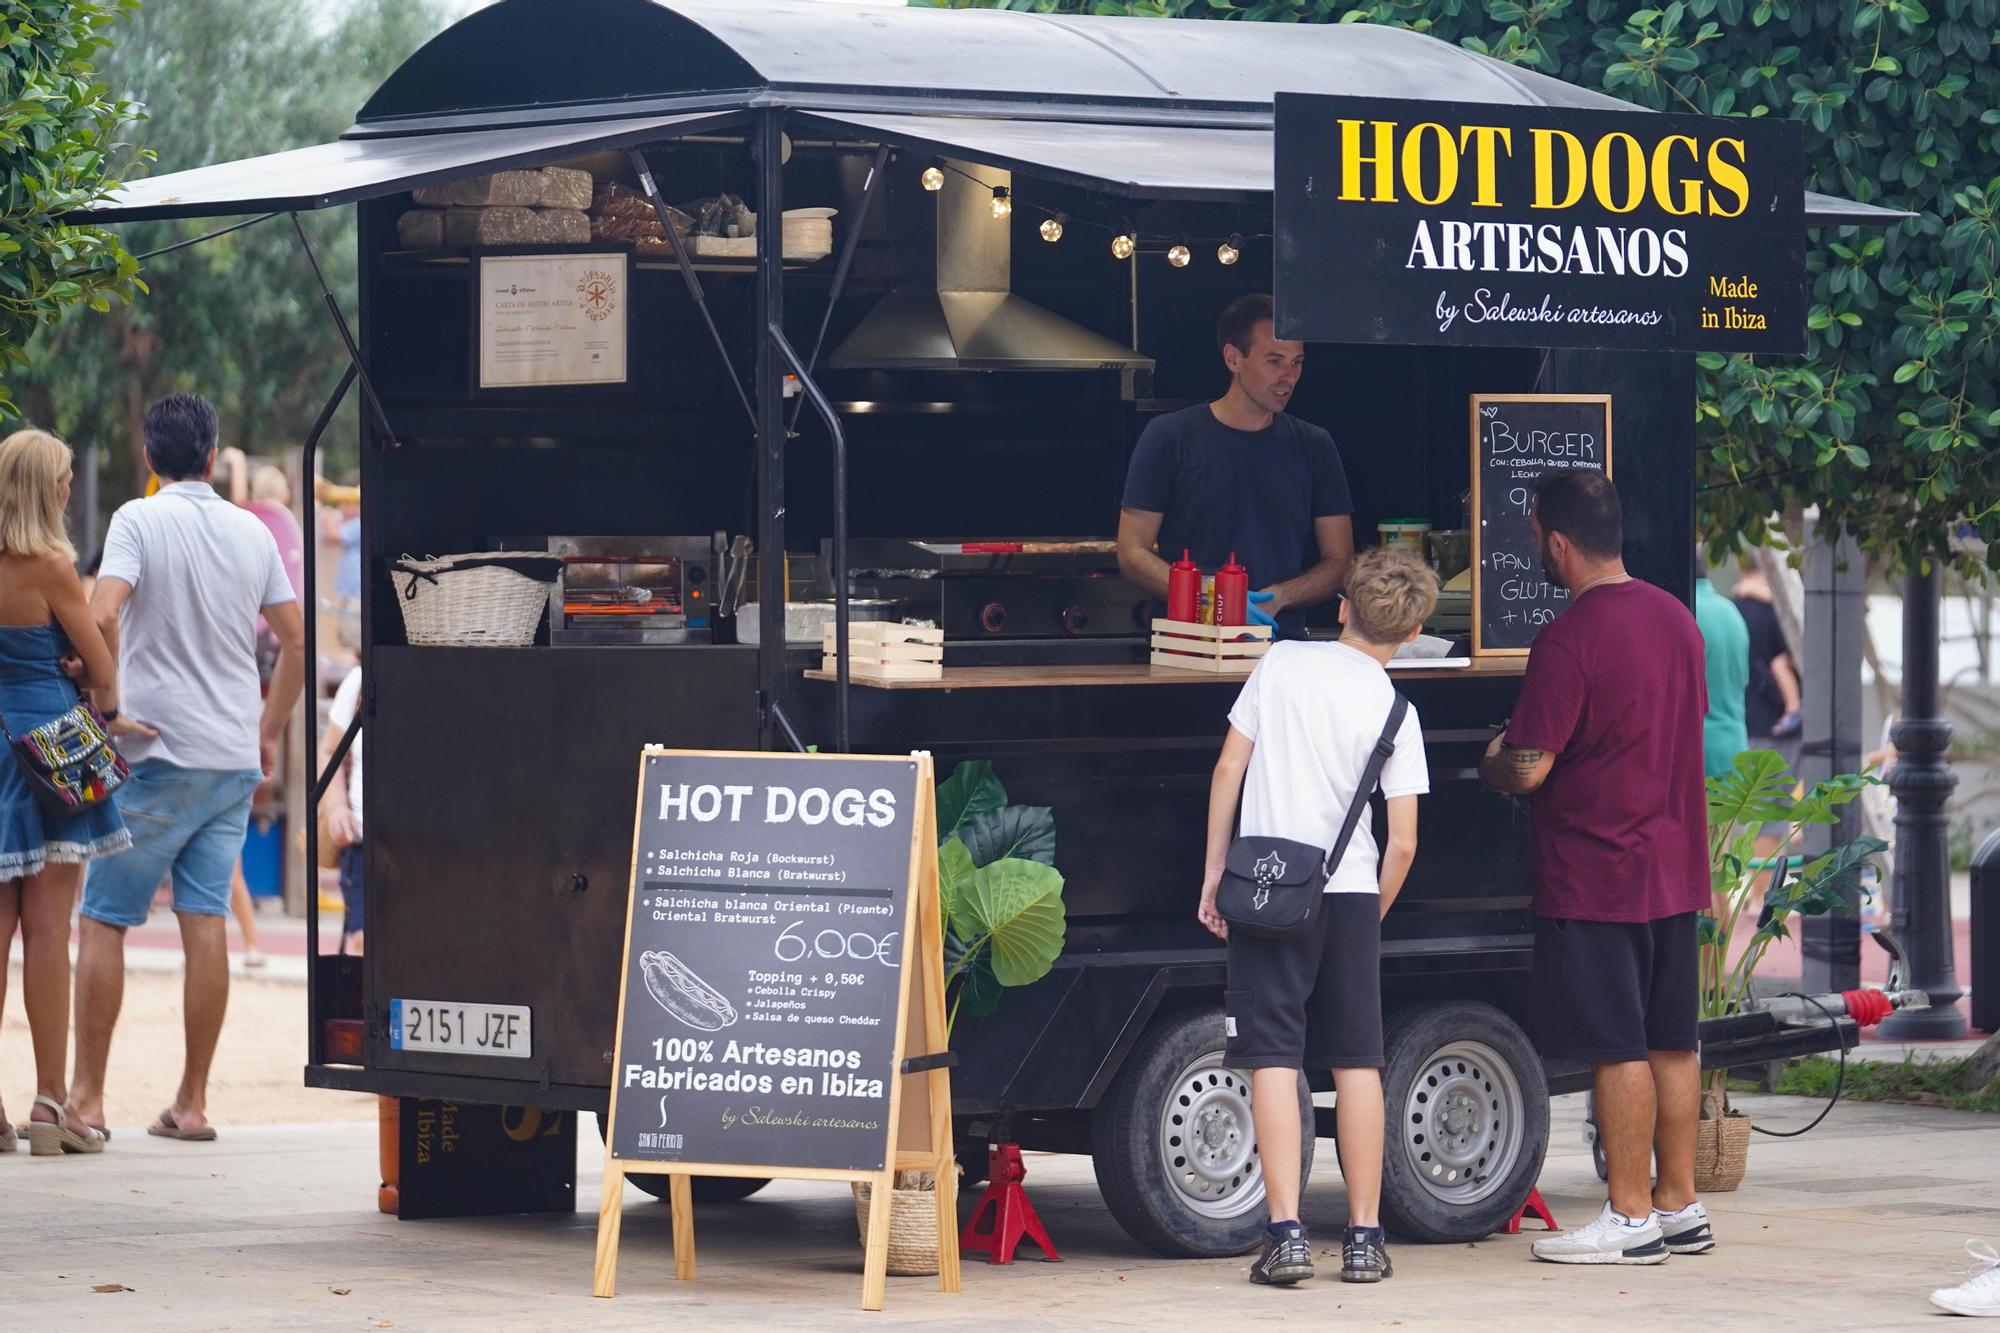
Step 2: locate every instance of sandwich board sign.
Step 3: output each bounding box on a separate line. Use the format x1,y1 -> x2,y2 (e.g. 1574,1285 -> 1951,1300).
592,748 -> 959,1311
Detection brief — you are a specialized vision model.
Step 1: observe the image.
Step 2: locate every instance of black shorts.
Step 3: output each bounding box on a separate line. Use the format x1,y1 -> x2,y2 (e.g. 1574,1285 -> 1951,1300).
340,844 -> 364,936
1533,912 -> 1699,1064
1225,894 -> 1383,1070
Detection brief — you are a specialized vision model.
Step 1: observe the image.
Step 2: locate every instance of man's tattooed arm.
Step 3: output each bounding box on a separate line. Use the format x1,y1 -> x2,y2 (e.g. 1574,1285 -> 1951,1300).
1480,736 -> 1555,794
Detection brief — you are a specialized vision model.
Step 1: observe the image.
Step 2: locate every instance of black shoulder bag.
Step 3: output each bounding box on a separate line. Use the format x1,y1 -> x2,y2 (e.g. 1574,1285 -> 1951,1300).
1214,693 -> 1409,940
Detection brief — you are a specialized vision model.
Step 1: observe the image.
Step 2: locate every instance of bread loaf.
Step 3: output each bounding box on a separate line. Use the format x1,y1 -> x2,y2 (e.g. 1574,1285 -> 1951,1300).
536,207 -> 590,244
441,206 -> 546,246
395,208 -> 446,250
535,166 -> 593,211
415,166 -> 595,209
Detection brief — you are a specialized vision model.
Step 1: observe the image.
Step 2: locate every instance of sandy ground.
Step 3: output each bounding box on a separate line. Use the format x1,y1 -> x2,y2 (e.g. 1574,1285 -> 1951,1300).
0,961 -> 374,1133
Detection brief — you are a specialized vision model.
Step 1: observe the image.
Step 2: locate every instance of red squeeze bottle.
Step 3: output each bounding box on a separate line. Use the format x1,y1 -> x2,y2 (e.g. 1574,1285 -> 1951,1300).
1166,549 -> 1200,622
1215,552 -> 1250,626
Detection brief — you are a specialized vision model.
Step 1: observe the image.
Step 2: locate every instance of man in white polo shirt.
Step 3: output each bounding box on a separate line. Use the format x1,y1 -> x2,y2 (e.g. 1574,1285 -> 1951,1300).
69,393 -> 306,1143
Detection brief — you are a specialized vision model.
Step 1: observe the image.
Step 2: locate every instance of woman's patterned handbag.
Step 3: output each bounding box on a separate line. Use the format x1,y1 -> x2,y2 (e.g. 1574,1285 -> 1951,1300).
0,695 -> 129,817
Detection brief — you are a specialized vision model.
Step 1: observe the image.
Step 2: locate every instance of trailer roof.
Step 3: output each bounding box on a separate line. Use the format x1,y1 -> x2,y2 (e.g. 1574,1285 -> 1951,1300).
81,0 -> 1906,226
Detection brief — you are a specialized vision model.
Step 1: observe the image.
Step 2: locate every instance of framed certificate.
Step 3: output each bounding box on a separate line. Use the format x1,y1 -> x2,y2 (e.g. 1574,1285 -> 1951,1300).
475,252 -> 629,389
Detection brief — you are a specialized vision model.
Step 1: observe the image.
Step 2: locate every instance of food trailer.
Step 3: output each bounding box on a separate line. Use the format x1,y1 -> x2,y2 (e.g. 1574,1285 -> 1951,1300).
86,0 -> 1908,1259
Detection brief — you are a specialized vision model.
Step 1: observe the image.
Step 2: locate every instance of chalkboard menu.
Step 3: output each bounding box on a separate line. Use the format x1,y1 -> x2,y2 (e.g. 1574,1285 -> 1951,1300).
1471,394 -> 1612,655
609,751 -> 919,1173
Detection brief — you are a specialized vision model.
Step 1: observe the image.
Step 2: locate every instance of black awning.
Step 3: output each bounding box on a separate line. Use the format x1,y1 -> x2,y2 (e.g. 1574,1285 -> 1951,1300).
805,111 -> 1911,225
82,110 -> 740,223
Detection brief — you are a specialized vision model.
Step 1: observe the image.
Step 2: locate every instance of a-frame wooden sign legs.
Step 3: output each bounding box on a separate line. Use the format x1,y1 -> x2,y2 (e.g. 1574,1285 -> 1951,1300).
592,750 -> 959,1312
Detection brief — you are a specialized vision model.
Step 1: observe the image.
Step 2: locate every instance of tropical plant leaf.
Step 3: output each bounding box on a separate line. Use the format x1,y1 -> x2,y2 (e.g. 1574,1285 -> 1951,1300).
936,761 -> 1006,839
951,857 -> 1066,988
1706,748 -> 1798,831
1697,912 -> 1722,946
959,804 -> 1056,868
957,947 -> 1004,1020
938,836 -> 976,926
1776,835 -> 1889,915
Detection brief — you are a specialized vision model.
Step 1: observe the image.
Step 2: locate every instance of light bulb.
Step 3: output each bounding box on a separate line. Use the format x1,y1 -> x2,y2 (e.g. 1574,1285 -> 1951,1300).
1111,233 -> 1136,260
1039,214 -> 1065,243
921,165 -> 943,191
990,187 -> 1012,219
1167,244 -> 1191,268
1217,235 -> 1240,266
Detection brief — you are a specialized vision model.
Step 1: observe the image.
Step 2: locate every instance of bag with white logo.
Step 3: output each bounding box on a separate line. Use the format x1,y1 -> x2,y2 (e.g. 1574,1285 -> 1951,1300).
1213,694 -> 1408,940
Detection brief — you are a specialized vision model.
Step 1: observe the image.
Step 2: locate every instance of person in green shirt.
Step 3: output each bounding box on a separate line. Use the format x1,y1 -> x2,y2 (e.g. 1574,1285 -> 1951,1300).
1694,575 -> 1749,778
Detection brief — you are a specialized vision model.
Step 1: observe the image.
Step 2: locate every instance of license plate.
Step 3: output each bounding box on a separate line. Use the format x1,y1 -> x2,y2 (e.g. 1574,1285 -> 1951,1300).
389,999 -> 532,1059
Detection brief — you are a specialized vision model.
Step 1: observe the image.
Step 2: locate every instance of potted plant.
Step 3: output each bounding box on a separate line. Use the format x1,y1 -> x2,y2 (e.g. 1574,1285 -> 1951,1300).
853,760 -> 1068,1274
1696,749 -> 1883,1190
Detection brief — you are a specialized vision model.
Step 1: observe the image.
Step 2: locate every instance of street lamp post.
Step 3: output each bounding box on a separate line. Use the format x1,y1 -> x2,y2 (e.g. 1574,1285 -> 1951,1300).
1878,556 -> 1967,1040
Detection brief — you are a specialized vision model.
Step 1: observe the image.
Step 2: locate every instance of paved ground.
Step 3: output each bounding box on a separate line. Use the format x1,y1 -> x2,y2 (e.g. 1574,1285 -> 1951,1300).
5,1090 -> 1995,1332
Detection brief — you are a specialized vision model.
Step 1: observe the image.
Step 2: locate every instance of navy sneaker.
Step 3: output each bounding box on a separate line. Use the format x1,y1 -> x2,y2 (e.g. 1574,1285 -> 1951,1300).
1342,1225 -> 1392,1282
1249,1223 -> 1314,1285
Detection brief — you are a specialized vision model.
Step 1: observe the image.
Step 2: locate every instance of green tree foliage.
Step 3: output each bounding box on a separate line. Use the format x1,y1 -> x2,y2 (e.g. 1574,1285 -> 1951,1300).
927,0 -> 2000,572
0,0 -> 147,421
14,0 -> 446,495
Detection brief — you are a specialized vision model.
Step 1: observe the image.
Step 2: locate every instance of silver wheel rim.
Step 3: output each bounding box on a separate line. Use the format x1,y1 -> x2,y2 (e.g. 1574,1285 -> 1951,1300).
1401,1039 -> 1525,1206
1157,1052 -> 1266,1220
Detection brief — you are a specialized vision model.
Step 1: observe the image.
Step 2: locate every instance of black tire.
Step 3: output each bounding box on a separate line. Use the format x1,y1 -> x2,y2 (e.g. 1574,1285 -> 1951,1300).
1090,1006 -> 1313,1259
592,1113 -> 770,1203
1379,1001 -> 1549,1243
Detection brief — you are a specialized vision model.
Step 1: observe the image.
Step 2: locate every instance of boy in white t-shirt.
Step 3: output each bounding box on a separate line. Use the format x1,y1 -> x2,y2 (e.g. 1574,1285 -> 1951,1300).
1197,545 -> 1438,1287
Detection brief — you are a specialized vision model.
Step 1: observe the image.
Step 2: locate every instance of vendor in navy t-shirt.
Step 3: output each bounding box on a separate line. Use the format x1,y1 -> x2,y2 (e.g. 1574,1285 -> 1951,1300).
1116,293 -> 1354,638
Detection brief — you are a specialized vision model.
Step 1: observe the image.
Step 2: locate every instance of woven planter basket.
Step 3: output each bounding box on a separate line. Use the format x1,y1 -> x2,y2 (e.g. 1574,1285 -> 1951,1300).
851,1176 -> 939,1277
1694,1107 -> 1752,1193
392,552 -> 561,647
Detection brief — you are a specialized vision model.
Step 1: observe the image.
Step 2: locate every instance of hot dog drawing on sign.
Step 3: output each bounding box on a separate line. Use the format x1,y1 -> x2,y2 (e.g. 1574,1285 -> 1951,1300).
639,949 -> 739,1032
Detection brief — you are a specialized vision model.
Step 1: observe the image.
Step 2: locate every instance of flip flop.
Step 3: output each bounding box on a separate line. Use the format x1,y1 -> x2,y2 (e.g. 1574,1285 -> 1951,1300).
0,1122 -> 15,1152
146,1109 -> 217,1142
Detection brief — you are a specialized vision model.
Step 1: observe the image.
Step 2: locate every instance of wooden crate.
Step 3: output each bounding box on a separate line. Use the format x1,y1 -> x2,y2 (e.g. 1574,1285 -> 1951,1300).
822,622 -> 944,682
1148,618 -> 1273,674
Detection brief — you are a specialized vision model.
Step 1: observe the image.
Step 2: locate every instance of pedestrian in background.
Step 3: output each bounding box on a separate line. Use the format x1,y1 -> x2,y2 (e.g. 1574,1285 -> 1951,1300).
1694,566 -> 1750,779
68,394 -> 305,1143
0,428 -> 127,1155
1482,471 -> 1714,1266
322,664 -> 364,954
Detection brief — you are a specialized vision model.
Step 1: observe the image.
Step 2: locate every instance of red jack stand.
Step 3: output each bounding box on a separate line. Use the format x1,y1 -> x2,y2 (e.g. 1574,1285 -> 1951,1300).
1502,1187 -> 1559,1235
959,1143 -> 1062,1264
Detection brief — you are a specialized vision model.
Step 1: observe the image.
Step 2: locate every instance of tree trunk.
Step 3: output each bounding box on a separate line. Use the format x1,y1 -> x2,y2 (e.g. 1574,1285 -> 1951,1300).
1967,1029 -> 2000,1093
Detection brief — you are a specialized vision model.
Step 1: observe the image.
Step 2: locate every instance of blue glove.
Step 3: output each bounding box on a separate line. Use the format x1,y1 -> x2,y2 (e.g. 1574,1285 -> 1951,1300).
1246,589 -> 1278,628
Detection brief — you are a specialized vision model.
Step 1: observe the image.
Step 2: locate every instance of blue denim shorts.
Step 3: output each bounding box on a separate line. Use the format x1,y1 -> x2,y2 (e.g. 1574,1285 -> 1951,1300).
81,761 -> 262,928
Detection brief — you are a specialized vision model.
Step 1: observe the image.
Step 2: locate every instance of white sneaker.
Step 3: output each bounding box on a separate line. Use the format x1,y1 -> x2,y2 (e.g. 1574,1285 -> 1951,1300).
1654,1200 -> 1715,1255
1531,1201 -> 1668,1265
1930,1240 -> 2000,1317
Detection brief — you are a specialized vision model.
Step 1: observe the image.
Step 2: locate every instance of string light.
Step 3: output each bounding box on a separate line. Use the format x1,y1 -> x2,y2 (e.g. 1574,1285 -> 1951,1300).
1039,212 -> 1065,243
921,164 -> 944,191
1217,234 -> 1241,266
1167,243 -> 1191,268
1111,232 -> 1136,260
990,186 -> 1012,219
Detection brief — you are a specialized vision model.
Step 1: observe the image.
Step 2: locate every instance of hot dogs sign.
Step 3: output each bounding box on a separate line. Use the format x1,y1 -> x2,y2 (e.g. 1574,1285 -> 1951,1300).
1273,93 -> 1805,353
607,754 -> 921,1171
596,749 -> 958,1309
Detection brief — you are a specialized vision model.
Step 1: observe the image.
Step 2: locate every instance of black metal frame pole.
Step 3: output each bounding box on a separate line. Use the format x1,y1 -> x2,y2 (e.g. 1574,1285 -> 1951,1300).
629,147 -> 758,431
299,362 -> 356,1063
770,325 -> 849,752
289,213 -> 398,448
787,144 -> 888,434
1879,554 -> 1967,1038
755,109 -> 787,746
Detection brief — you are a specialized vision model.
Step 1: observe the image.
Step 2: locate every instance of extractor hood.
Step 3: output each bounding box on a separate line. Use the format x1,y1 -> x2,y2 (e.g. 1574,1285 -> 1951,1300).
828,161 -> 1153,374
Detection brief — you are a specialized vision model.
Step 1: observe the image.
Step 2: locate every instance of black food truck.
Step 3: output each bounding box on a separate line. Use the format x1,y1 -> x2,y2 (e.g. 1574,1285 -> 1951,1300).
85,0 -> 1907,1258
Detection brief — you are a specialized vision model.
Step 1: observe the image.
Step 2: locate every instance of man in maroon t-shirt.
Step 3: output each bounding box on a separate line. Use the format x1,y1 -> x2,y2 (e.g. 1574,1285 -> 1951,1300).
1480,470 -> 1712,1268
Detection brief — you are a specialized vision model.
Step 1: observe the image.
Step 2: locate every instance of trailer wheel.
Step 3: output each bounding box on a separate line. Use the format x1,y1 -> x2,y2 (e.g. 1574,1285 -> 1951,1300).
593,1113 -> 770,1203
1379,1001 -> 1548,1244
1091,1007 -> 1312,1258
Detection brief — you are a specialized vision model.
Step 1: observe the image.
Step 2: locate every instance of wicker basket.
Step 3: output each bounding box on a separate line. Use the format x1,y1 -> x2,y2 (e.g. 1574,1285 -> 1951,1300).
1694,1107 -> 1752,1192
851,1176 -> 939,1277
391,552 -> 563,647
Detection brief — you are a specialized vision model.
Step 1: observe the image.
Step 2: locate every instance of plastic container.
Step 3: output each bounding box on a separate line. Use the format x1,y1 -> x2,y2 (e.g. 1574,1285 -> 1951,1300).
1214,552 -> 1249,626
1378,518 -> 1432,553
1166,549 -> 1200,622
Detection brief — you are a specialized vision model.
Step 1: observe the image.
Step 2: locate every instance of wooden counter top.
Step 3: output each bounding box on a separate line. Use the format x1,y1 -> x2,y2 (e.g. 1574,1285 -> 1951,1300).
802,657 -> 1529,691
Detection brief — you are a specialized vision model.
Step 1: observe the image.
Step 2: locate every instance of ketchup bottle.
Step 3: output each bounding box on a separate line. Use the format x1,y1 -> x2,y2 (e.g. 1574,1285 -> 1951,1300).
1166,549 -> 1199,623
1214,552 -> 1250,626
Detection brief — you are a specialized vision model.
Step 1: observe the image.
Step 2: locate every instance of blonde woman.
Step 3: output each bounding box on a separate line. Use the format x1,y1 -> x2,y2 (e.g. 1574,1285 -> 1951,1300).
0,428 -> 126,1155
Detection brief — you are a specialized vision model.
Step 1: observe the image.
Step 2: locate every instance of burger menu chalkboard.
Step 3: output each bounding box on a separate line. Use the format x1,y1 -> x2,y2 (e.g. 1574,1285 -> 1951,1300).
608,751 -> 920,1173
1471,394 -> 1612,655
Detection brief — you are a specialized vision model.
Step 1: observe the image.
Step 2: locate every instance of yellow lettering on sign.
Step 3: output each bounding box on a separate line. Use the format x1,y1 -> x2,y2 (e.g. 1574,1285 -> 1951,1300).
1591,132 -> 1647,213
1457,125 -> 1514,207
1531,129 -> 1587,210
1338,118 -> 1398,203
1651,135 -> 1702,217
1401,122 -> 1459,206
1707,137 -> 1749,217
